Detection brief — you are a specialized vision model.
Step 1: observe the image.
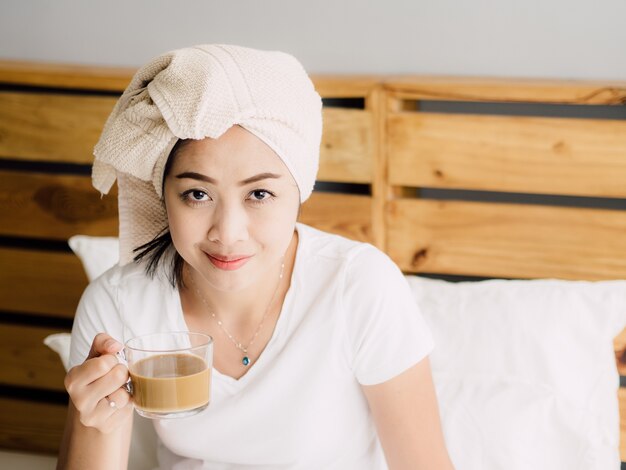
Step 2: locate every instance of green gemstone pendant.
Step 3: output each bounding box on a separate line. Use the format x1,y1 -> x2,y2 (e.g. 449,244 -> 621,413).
242,356 -> 250,366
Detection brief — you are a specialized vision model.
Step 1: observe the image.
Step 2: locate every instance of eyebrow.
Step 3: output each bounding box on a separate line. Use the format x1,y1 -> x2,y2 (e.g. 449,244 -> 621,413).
175,172 -> 282,186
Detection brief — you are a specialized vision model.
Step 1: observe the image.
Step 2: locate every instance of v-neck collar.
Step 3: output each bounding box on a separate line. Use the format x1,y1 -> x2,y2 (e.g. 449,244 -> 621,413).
173,224 -> 303,390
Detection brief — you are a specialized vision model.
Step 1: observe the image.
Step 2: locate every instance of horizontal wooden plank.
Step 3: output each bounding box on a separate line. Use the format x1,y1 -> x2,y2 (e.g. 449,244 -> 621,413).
0,59 -> 132,92
384,76 -> 626,105
6,62 -> 623,106
0,396 -> 67,454
0,91 -> 116,164
300,192 -> 373,244
318,108 -> 373,183
0,248 -> 88,318
0,324 -> 68,391
311,76 -> 381,98
0,92 -> 373,178
387,112 -> 626,198
387,199 -> 626,280
0,61 -> 379,98
0,170 -> 118,240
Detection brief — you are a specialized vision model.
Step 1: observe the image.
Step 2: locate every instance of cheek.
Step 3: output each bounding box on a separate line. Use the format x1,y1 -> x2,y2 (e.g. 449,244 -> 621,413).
253,199 -> 299,249
164,196 -> 201,254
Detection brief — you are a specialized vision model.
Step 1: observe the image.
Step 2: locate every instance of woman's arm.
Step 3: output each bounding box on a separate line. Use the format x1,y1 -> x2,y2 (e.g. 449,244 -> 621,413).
57,399 -> 133,469
362,357 -> 455,470
57,334 -> 134,470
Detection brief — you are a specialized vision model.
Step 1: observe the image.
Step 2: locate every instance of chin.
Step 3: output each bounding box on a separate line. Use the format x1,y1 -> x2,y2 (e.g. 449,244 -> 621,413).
203,266 -> 257,291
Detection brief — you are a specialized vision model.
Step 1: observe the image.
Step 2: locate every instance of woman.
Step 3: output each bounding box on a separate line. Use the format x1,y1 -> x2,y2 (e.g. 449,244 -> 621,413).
58,44 -> 454,470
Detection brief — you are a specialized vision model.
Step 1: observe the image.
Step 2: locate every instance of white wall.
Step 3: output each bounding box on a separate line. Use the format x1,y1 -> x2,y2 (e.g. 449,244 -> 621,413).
0,0 -> 624,80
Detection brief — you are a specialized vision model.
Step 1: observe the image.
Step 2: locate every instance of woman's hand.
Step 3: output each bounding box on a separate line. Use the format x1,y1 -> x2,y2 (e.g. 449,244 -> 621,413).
64,333 -> 133,434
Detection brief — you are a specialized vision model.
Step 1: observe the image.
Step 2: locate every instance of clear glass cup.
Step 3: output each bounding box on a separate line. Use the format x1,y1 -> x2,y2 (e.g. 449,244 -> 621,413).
125,332 -> 213,419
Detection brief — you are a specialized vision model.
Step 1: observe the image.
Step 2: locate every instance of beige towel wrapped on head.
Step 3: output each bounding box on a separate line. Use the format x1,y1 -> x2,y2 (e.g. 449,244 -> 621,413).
92,44 -> 323,265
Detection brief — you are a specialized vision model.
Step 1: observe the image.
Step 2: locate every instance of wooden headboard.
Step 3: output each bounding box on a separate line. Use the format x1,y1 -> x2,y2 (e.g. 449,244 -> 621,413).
1,60 -> 625,459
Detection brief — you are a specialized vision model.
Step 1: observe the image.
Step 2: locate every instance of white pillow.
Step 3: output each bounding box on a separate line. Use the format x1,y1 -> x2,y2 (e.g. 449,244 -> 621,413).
406,276 -> 626,470
46,235 -> 157,470
43,333 -> 72,371
67,235 -> 119,280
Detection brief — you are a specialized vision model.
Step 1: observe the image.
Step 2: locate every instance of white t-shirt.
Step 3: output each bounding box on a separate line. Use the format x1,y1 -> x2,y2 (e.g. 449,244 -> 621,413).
69,223 -> 434,470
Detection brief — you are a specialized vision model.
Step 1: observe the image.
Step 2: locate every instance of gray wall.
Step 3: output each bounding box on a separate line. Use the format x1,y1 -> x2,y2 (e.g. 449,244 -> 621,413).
0,0 -> 624,80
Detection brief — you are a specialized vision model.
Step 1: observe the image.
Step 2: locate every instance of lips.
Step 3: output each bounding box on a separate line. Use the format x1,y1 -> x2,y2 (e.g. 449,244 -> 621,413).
205,252 -> 253,271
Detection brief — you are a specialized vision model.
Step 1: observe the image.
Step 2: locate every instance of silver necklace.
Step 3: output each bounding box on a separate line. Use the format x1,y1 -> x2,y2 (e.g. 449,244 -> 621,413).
190,261 -> 284,367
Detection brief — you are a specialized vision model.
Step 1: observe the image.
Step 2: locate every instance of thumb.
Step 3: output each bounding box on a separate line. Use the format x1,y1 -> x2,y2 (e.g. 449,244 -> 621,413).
87,332 -> 124,360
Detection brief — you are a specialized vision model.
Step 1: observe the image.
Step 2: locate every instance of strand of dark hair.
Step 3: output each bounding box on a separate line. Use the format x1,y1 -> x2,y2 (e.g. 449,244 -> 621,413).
131,138 -> 189,288
133,229 -> 185,288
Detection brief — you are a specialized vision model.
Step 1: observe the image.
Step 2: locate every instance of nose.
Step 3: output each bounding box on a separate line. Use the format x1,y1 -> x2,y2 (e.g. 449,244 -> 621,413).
207,200 -> 249,246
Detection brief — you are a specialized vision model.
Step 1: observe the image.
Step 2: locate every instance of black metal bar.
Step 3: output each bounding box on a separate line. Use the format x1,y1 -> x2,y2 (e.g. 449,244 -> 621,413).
321,97 -> 365,109
0,384 -> 69,406
0,311 -> 73,330
0,82 -> 121,97
314,181 -> 371,195
0,236 -> 72,253
414,187 -> 626,211
418,100 -> 626,120
0,158 -> 92,176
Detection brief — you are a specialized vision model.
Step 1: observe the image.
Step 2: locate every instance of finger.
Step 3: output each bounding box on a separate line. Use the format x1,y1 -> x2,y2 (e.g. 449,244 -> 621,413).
103,395 -> 118,410
82,394 -> 130,430
80,364 -> 130,412
106,386 -> 132,410
66,353 -> 120,392
68,358 -> 128,416
87,333 -> 124,360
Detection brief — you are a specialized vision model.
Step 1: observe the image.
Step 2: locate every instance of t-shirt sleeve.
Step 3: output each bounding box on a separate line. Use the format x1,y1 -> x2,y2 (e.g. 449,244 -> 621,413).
68,271 -> 125,369
342,244 -> 435,386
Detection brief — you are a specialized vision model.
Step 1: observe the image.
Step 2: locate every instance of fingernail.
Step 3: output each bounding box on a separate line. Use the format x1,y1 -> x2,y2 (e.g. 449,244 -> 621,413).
104,339 -> 116,349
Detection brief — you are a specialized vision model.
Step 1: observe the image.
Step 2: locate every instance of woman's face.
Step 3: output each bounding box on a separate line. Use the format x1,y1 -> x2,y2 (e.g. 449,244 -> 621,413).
163,125 -> 300,292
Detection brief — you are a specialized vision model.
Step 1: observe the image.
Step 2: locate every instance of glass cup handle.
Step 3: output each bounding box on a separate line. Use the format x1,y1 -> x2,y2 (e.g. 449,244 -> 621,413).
115,349 -> 134,396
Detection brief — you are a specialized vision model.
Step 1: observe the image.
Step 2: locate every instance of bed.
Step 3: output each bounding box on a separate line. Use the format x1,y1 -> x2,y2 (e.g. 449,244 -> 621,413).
0,60 -> 625,468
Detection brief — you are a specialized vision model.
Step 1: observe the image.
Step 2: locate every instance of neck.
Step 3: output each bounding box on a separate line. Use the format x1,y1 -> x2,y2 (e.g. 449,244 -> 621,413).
193,263 -> 283,324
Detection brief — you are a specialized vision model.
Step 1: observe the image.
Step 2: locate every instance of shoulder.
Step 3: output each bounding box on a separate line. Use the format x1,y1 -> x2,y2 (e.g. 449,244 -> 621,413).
83,259 -> 167,300
77,259 -> 175,324
296,223 -> 405,296
297,222 -> 386,267
70,260 -> 175,368
301,225 -> 436,385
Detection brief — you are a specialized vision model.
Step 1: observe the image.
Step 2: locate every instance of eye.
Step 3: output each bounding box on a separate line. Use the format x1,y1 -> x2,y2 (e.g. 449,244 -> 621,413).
189,190 -> 209,201
248,189 -> 275,204
181,189 -> 210,205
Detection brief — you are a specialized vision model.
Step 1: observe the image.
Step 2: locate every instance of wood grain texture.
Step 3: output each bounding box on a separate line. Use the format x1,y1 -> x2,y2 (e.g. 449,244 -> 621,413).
0,91 -> 116,163
0,170 -> 118,239
0,397 -> 67,454
311,75 -> 380,98
384,76 -> 626,104
387,199 -> 626,280
0,63 -> 380,101
318,108 -> 373,183
0,247 -> 88,318
0,59 -> 132,92
369,86 -> 388,250
387,112 -> 626,198
0,324 -> 68,391
299,192 -> 373,243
